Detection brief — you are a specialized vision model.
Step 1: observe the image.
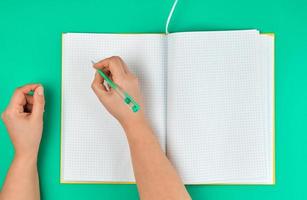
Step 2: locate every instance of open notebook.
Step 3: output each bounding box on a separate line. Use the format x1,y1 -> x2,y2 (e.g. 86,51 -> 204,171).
61,30 -> 275,184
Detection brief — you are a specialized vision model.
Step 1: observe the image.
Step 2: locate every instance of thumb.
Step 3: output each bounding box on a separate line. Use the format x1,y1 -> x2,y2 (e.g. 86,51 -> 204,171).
91,71 -> 110,102
32,86 -> 45,119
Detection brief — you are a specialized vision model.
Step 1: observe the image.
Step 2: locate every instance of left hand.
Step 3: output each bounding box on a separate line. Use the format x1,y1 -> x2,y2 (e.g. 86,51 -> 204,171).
1,84 -> 45,159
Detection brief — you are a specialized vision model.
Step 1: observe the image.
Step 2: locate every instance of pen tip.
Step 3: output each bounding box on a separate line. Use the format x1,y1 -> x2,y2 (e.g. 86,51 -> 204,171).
91,60 -> 96,65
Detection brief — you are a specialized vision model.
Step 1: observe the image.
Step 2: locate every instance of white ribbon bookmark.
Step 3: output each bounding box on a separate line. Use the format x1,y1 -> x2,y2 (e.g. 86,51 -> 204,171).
165,0 -> 178,34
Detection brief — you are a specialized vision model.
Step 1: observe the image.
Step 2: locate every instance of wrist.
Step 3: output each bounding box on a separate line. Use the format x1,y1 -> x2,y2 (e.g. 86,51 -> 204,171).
14,151 -> 38,164
121,118 -> 154,141
13,153 -> 38,173
121,118 -> 150,132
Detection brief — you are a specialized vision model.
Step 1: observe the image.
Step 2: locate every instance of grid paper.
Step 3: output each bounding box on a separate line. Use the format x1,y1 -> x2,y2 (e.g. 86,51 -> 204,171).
62,33 -> 167,182
61,30 -> 274,184
166,31 -> 274,184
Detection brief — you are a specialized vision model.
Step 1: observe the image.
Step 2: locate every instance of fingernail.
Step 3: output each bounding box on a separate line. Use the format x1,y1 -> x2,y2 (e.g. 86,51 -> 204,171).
36,86 -> 44,96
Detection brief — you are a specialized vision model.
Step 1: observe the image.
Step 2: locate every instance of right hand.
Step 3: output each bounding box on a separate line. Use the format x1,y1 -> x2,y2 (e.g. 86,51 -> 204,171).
91,56 -> 147,129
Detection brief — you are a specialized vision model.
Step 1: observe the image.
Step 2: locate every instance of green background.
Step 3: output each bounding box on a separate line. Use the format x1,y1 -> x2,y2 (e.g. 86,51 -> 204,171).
0,0 -> 306,199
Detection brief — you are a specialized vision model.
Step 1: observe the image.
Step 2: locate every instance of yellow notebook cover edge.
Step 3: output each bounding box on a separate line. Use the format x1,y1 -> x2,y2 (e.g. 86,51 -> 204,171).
60,33 -> 63,184
268,33 -> 276,185
261,33 -> 275,185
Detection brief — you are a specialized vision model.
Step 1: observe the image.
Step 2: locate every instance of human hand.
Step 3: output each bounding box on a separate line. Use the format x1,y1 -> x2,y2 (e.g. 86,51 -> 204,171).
1,84 -> 45,160
91,56 -> 147,129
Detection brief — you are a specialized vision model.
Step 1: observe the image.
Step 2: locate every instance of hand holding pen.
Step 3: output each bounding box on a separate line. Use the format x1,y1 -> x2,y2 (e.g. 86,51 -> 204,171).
91,56 -> 147,129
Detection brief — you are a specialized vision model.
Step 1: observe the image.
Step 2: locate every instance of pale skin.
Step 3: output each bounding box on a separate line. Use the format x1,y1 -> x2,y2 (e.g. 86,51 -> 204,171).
91,56 -> 191,200
0,56 -> 191,200
0,84 -> 45,200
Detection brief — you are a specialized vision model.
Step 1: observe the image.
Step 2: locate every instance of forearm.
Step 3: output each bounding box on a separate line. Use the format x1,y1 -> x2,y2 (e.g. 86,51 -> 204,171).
91,56 -> 190,199
123,122 -> 191,200
0,154 -> 40,200
1,84 -> 44,200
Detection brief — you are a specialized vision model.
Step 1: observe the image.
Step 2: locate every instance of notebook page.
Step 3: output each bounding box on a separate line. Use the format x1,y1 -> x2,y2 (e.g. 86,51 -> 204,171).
62,33 -> 166,182
259,34 -> 275,183
166,31 -> 274,184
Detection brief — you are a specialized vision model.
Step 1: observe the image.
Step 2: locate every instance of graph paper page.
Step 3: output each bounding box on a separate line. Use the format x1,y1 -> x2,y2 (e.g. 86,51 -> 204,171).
61,33 -> 167,182
166,30 -> 274,184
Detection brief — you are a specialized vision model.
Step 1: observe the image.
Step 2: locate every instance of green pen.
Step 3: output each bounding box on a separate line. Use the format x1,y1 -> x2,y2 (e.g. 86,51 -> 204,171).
28,90 -> 34,96
91,61 -> 140,113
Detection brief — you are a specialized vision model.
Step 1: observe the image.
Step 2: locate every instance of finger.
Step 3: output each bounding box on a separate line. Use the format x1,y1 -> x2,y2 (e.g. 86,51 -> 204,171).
117,57 -> 130,73
122,62 -> 130,74
9,84 -> 40,110
91,71 -> 114,103
26,95 -> 34,105
91,71 -> 108,94
94,56 -> 127,78
24,95 -> 34,113
31,86 -> 45,119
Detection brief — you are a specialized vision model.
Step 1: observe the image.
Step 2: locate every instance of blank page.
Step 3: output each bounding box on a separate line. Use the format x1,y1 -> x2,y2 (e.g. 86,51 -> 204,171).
61,33 -> 166,182
259,34 -> 275,183
166,30 -> 274,184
